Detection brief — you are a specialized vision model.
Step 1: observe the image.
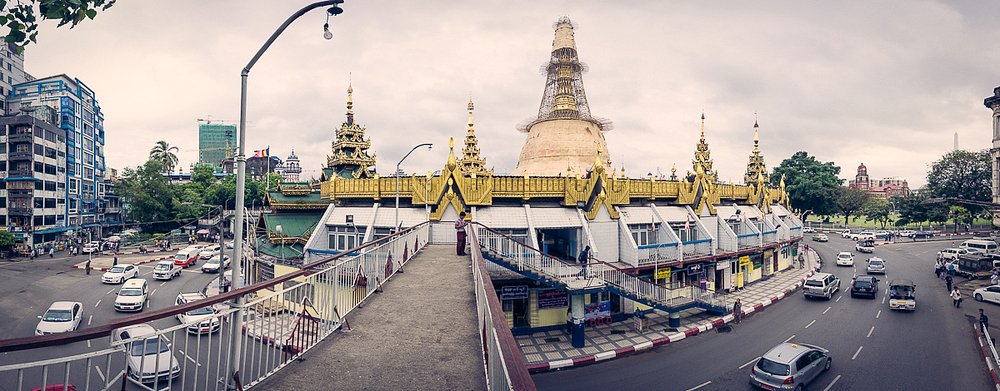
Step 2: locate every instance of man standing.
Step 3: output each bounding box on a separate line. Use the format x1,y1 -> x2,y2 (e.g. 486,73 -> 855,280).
455,212 -> 468,256
981,308 -> 990,333
85,258 -> 91,275
951,287 -> 962,308
733,298 -> 743,324
577,245 -> 591,278
946,274 -> 954,292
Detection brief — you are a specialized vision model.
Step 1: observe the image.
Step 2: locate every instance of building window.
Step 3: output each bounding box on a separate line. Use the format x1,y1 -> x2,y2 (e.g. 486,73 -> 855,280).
327,225 -> 364,251
629,223 -> 655,246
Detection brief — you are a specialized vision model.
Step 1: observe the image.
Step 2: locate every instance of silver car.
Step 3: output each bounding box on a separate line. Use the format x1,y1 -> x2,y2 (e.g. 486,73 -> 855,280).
866,258 -> 886,274
750,342 -> 831,390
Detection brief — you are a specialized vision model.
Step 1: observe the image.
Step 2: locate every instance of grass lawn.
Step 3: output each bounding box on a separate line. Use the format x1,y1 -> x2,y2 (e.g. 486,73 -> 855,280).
805,215 -> 993,229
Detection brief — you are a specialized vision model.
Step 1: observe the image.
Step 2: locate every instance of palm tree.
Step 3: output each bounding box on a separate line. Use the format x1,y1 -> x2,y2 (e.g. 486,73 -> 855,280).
149,141 -> 179,173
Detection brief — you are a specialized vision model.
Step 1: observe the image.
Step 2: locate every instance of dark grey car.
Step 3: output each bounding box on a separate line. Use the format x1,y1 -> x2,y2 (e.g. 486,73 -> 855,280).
750,342 -> 831,390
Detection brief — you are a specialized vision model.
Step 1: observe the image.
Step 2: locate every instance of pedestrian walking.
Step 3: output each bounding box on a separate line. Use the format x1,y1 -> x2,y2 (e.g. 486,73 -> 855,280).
113,254 -> 118,266
952,287 -> 962,308
981,308 -> 990,332
48,247 -> 54,258
946,274 -> 953,292
455,212 -> 468,256
733,299 -> 743,324
85,259 -> 91,275
992,272 -> 999,287
577,245 -> 591,278
935,264 -> 942,279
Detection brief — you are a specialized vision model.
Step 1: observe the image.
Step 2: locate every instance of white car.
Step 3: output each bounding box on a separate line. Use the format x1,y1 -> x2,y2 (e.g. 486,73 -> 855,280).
175,293 -> 222,334
803,273 -> 841,299
974,285 -> 1000,305
199,245 -> 221,260
836,252 -> 855,266
898,230 -> 916,238
803,227 -> 816,233
110,324 -> 180,384
201,255 -> 231,273
82,242 -> 100,254
938,248 -> 969,261
152,260 -> 182,281
866,258 -> 886,274
35,301 -> 83,335
114,279 -> 149,312
102,264 -> 139,284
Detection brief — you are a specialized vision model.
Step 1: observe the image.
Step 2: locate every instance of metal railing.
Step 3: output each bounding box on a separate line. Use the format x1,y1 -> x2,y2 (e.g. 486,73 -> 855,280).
476,225 -> 583,282
469,226 -> 537,391
0,222 -> 429,391
982,322 -> 1000,373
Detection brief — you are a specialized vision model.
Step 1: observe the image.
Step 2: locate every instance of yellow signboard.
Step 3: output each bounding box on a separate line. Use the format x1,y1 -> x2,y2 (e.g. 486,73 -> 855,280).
656,268 -> 671,280
739,256 -> 750,266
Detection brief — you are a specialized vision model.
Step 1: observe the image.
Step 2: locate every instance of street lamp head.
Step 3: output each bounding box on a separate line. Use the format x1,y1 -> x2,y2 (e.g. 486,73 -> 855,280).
323,23 -> 333,40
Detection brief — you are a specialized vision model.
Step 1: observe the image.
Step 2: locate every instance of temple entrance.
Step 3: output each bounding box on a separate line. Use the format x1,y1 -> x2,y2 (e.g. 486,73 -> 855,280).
537,228 -> 579,261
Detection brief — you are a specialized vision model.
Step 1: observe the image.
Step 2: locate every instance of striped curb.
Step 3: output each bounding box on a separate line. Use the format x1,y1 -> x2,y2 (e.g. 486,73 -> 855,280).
72,255 -> 172,272
973,323 -> 1000,391
526,254 -> 819,373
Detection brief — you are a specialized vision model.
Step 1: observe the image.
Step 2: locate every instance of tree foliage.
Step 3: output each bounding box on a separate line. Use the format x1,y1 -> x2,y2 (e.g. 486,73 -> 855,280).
149,140 -> 179,174
0,230 -> 15,249
864,198 -> 892,229
837,187 -> 871,225
927,150 -> 992,202
771,151 -> 843,215
1,0 -> 117,52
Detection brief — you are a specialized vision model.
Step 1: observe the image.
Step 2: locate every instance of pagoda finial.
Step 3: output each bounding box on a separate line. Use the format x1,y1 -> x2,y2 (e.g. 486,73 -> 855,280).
745,118 -> 768,185
467,97 -> 475,132
346,75 -> 354,123
458,98 -> 488,176
692,112 -> 713,176
700,111 -> 706,142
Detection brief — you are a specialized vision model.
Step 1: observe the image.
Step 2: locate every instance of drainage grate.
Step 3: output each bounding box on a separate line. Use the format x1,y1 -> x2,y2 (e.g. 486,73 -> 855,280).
544,337 -> 561,343
717,325 -> 733,333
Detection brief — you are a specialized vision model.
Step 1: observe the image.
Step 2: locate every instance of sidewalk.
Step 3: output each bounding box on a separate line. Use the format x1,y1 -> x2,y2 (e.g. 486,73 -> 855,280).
522,248 -> 820,372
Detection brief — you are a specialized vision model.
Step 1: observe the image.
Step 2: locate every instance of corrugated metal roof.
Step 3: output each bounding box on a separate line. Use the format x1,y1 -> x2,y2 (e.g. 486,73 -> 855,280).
327,206 -> 375,226
530,207 -> 582,228
771,204 -> 790,217
618,206 -> 656,225
372,207 -> 428,228
475,207 -> 528,228
655,206 -> 690,222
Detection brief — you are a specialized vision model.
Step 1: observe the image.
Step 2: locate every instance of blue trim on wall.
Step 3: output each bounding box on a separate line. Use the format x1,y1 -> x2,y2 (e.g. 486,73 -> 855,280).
637,242 -> 679,249
306,248 -> 360,256
737,233 -> 759,238
682,238 -> 712,245
5,177 -> 41,182
762,230 -> 778,235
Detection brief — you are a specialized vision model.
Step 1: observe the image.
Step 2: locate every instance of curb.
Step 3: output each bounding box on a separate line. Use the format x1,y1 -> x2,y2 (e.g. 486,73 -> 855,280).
972,323 -> 1000,391
525,257 -> 820,373
72,255 -> 172,272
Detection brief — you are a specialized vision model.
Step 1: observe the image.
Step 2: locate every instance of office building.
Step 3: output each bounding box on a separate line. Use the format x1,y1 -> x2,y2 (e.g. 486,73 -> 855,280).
198,121 -> 236,167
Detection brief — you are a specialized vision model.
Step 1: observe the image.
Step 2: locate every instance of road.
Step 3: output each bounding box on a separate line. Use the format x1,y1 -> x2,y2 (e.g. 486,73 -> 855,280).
533,235 -> 994,390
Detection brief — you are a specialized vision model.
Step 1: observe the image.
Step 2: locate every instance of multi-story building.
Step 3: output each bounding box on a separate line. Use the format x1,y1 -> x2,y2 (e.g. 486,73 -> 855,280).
0,106 -> 68,245
8,74 -> 108,242
281,150 -> 302,182
0,43 -> 29,112
848,163 -> 910,199
985,87 -> 1000,225
198,121 -> 236,168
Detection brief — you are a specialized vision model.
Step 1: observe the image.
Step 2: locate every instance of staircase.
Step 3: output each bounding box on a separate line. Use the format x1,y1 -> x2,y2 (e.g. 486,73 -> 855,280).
475,224 -> 728,314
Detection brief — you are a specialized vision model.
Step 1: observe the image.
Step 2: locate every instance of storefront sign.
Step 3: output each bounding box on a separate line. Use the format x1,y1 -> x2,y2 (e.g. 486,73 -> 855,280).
656,268 -> 671,280
688,263 -> 703,274
584,300 -> 611,321
537,289 -> 568,309
500,285 -> 528,300
739,255 -> 750,266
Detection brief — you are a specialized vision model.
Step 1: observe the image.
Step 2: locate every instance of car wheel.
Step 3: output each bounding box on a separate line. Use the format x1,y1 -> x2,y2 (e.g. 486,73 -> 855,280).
825,357 -> 832,371
794,385 -> 803,391
976,294 -> 984,302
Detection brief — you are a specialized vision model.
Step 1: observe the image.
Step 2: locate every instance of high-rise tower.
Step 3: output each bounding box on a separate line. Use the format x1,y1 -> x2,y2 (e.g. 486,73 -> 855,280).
512,17 -> 613,176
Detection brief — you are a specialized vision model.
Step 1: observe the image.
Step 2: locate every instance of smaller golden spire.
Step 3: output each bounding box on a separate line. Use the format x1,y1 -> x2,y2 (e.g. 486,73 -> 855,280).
700,112 -> 706,142
467,97 -> 475,133
346,75 -> 354,117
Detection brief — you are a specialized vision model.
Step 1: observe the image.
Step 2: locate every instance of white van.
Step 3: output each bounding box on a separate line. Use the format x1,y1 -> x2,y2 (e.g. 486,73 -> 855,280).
115,279 -> 149,312
960,239 -> 999,255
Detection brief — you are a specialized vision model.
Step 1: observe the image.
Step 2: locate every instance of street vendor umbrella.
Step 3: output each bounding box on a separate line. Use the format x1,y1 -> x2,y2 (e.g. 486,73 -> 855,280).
196,229 -> 211,235
106,235 -> 121,242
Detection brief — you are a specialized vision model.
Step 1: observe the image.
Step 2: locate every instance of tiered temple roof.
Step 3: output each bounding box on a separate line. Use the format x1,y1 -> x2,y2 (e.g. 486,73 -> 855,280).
458,98 -> 489,176
691,113 -> 715,179
327,83 -> 377,179
744,120 -> 769,184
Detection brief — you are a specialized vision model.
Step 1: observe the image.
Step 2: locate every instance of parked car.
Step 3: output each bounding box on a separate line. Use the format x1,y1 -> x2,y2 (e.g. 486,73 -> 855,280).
836,252 -> 854,266
110,324 -> 180,384
812,234 -> 829,242
866,258 -> 886,274
850,275 -> 879,298
173,248 -> 200,268
938,247 -> 968,261
803,227 -> 816,233
898,230 -> 916,238
974,285 -> 1000,305
81,242 -> 99,254
102,264 -> 139,284
750,342 -> 832,390
114,279 -> 149,312
35,301 -> 83,335
956,254 -> 995,280
152,261 -> 182,281
960,239 -> 999,255
803,273 -> 841,300
175,293 -> 222,334
888,279 -> 916,311
855,240 -> 875,253
912,231 -> 934,239
199,245 -> 221,260
201,255 -> 231,273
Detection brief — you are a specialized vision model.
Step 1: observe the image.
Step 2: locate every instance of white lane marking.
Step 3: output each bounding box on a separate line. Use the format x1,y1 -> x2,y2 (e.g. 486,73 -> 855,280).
87,315 -> 92,325
823,306 -> 831,314
867,326 -> 875,338
106,288 -> 115,295
86,340 -> 91,348
852,346 -> 863,360
94,365 -> 105,382
876,310 -> 882,319
177,350 -> 202,367
160,281 -> 166,287
836,295 -> 842,302
739,356 -> 760,369
823,374 -> 842,391
151,288 -> 157,296
882,296 -> 886,304
685,381 -> 711,391
94,299 -> 101,308
805,319 -> 817,329
784,334 -> 796,343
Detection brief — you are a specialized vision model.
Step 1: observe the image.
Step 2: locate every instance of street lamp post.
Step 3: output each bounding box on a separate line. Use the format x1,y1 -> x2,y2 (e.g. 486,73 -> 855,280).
394,143 -> 432,233
231,2 -> 344,388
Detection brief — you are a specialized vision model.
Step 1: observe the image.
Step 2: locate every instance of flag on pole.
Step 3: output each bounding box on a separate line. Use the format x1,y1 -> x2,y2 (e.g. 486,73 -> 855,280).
684,215 -> 690,231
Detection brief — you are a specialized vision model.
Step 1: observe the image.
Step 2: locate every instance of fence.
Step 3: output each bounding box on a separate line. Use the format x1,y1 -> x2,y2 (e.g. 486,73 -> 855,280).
0,222 -> 430,391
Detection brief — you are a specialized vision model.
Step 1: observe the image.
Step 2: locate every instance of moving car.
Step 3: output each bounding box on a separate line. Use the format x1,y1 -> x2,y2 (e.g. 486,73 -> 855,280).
912,231 -> 935,239
856,231 -> 876,241
199,245 -> 221,260
850,275 -> 879,298
938,247 -> 968,261
888,279 -> 916,311
803,227 -> 816,233
201,254 -> 231,273
836,252 -> 854,266
855,239 -> 875,253
750,343 -> 832,390
110,324 -> 180,384
960,239 -> 999,255
898,230 -> 916,238
974,285 -> 1000,305
114,279 -> 149,312
803,273 -> 840,300
35,301 -> 83,335
152,260 -> 182,281
175,293 -> 222,334
812,234 -> 829,242
81,242 -> 100,254
956,254 -> 995,280
173,248 -> 200,268
102,264 -> 139,284
866,258 -> 886,274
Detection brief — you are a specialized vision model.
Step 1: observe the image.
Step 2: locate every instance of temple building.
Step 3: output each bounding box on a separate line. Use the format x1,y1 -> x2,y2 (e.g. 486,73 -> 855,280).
254,17 -> 802,348
848,163 -> 910,199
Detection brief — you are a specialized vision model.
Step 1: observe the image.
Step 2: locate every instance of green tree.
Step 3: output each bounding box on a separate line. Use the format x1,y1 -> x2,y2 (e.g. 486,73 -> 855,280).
771,151 -> 843,216
927,149 -> 991,229
118,160 -> 175,231
191,163 -> 216,190
864,198 -> 893,229
0,230 -> 14,251
149,141 -> 179,174
837,187 -> 871,226
1,0 -> 117,51
203,174 -> 267,210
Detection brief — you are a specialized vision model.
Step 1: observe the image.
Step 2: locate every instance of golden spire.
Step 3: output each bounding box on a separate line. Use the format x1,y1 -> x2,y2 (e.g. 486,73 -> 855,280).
745,118 -> 768,185
458,98 -> 488,175
692,112 -> 713,176
699,112 -> 706,143
346,75 -> 354,117
467,97 -> 475,133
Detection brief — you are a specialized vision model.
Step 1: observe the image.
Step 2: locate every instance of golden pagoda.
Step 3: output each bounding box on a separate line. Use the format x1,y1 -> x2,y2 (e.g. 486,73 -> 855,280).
744,120 -> 769,184
327,82 -> 377,179
458,98 -> 489,176
692,113 -> 715,178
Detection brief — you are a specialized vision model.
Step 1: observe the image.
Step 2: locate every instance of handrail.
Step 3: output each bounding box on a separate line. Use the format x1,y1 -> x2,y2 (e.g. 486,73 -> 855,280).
0,221 -> 430,353
984,321 -> 1000,369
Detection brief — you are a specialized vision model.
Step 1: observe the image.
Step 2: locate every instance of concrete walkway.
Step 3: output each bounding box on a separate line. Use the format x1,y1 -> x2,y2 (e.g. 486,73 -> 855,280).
258,244 -> 486,391
522,246 -> 821,372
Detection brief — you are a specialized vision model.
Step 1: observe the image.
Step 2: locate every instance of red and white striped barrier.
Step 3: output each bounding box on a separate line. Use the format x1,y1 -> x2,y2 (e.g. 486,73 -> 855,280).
973,322 -> 1000,391
72,255 -> 172,272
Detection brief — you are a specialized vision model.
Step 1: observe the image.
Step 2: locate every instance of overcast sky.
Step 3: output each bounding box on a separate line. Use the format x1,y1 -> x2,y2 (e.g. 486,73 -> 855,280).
22,1 -> 1000,187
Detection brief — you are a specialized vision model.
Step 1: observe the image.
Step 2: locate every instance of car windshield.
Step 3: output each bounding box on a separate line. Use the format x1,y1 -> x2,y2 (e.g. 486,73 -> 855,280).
870,260 -> 883,266
175,254 -> 188,260
890,286 -> 914,299
154,264 -> 169,270
130,337 -> 169,356
108,266 -> 125,273
207,259 -> 220,265
756,358 -> 790,376
838,254 -> 851,259
805,280 -> 823,287
186,306 -> 214,316
854,281 -> 872,288
119,288 -> 143,297
42,309 -> 72,322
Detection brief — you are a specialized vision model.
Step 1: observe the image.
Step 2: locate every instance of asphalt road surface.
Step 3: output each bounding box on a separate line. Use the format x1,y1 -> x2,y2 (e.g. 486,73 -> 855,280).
533,235 -> 994,390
